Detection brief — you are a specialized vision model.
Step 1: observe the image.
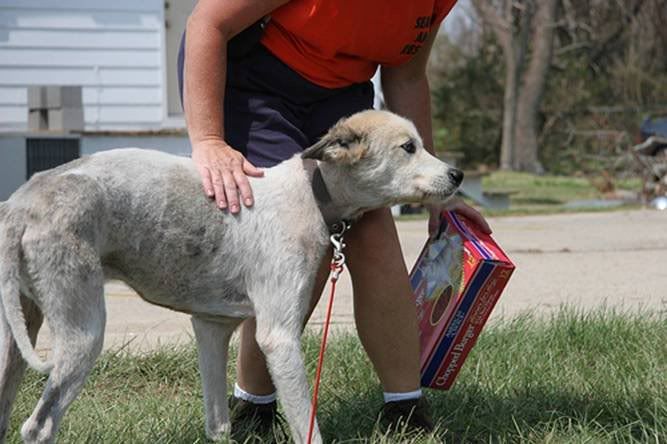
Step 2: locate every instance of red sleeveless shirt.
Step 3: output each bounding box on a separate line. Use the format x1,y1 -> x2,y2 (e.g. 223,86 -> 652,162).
261,0 -> 457,88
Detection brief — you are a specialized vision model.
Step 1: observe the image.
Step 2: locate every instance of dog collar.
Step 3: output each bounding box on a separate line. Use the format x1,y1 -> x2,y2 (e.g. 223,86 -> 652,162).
311,166 -> 350,234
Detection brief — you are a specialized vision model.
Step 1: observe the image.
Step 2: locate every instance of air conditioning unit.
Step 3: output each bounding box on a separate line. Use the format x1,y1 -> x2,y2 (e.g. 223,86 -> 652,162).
0,134 -> 80,201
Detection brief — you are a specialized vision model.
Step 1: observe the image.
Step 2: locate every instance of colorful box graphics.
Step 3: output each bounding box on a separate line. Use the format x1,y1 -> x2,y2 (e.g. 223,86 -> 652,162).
410,211 -> 515,390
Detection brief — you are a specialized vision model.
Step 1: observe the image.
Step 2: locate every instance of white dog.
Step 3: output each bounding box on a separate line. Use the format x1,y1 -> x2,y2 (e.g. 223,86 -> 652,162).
0,110 -> 463,443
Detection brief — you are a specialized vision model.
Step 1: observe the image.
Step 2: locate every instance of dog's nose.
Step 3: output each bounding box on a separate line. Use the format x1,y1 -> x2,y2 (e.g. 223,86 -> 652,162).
448,168 -> 464,186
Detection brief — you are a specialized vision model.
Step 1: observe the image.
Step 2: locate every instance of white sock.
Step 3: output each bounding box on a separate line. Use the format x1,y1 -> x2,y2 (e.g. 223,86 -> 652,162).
233,383 -> 277,404
383,389 -> 422,404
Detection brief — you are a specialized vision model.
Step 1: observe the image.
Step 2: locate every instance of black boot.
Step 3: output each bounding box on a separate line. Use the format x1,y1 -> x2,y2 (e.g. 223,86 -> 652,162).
379,397 -> 434,434
229,397 -> 287,442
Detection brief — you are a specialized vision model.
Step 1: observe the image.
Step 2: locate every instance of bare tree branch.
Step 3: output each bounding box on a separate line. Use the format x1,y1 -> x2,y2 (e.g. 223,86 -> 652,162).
590,0 -> 647,67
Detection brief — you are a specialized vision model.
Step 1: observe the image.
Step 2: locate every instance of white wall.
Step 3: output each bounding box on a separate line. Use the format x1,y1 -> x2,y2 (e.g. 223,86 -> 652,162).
0,0 -> 166,131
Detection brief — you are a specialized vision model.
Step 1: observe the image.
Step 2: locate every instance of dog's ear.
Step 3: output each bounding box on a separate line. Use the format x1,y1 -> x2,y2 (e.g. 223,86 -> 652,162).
302,123 -> 366,164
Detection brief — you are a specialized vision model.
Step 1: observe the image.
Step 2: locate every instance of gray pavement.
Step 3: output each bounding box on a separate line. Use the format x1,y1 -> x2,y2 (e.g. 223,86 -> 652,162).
33,209 -> 667,354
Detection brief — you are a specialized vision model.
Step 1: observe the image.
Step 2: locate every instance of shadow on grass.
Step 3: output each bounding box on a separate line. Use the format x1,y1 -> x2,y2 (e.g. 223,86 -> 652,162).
7,309 -> 665,443
436,386 -> 659,442
321,385 -> 661,443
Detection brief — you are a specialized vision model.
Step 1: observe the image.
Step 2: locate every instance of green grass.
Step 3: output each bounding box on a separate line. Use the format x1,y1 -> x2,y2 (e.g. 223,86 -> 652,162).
484,171 -> 602,202
480,171 -> 641,216
5,309 -> 665,443
396,171 -> 642,219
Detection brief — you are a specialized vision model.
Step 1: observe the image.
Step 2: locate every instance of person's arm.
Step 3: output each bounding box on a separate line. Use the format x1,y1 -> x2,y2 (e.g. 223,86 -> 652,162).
381,28 -> 491,234
380,29 -> 437,156
184,0 -> 288,213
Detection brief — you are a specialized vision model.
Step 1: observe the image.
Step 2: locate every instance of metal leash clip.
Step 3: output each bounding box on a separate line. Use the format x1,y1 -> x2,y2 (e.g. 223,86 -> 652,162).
329,220 -> 351,282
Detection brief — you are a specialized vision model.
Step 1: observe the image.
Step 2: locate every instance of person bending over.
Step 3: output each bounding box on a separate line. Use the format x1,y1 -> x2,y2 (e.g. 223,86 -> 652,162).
179,0 -> 490,437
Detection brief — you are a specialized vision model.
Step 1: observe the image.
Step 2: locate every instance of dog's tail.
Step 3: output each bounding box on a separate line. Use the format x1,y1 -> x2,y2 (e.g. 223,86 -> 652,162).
0,204 -> 53,374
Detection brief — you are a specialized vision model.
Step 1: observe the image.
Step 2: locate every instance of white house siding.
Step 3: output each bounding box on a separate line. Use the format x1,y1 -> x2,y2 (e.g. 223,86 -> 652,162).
0,0 -> 167,131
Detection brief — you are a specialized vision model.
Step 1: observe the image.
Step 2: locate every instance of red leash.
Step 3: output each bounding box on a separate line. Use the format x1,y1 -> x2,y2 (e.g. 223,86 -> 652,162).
307,222 -> 350,444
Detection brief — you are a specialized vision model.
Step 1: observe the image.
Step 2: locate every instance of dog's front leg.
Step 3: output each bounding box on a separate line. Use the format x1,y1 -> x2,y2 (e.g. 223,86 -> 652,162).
191,316 -> 239,442
252,281 -> 322,444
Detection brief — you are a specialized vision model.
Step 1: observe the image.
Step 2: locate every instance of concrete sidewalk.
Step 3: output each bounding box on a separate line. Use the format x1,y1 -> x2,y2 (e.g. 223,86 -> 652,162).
34,209 -> 667,354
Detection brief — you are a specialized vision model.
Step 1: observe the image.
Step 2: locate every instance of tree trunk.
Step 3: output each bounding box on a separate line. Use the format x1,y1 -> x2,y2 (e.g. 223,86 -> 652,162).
499,53 -> 518,170
471,0 -> 558,172
473,0 -> 526,170
514,0 -> 558,173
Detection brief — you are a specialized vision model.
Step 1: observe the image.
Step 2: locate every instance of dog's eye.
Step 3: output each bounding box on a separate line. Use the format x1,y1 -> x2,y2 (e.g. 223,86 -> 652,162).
400,141 -> 416,154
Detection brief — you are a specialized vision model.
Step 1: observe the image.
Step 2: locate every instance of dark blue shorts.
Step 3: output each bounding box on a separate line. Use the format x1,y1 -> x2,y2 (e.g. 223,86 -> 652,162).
178,39 -> 374,168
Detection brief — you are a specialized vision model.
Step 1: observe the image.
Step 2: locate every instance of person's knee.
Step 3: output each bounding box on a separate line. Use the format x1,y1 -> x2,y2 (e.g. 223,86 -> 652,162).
349,209 -> 394,242
346,208 -> 403,264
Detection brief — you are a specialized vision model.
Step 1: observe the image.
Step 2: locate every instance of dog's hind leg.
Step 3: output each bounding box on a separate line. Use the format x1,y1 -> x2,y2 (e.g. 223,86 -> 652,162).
191,316 -> 239,442
19,248 -> 105,444
0,295 -> 43,441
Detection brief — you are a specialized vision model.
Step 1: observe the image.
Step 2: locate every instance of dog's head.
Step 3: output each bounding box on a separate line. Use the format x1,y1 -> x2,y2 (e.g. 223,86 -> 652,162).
302,110 -> 463,214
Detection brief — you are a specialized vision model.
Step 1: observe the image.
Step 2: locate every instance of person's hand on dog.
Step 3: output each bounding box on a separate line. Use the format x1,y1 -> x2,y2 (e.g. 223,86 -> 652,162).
427,198 -> 492,238
192,140 -> 264,213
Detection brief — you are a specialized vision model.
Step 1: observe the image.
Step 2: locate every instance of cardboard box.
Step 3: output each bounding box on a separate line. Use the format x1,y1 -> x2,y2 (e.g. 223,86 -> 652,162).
47,108 -> 84,132
410,211 -> 514,390
27,86 -> 48,110
27,86 -> 82,110
28,109 -> 49,131
45,86 -> 82,109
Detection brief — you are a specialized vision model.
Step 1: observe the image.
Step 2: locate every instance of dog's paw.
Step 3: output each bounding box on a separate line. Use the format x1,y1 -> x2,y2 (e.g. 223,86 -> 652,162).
20,416 -> 55,444
206,422 -> 231,442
